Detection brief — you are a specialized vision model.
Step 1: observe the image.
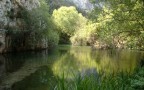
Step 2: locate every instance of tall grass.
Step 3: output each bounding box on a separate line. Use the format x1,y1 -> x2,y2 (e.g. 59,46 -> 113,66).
54,67 -> 144,90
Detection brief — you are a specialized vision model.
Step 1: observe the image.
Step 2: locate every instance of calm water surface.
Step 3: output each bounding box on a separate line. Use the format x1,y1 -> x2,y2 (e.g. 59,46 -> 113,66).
0,45 -> 143,90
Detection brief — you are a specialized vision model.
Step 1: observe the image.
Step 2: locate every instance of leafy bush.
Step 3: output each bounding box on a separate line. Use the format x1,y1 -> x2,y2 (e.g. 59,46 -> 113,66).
52,6 -> 86,36
70,21 -> 97,46
47,30 -> 59,48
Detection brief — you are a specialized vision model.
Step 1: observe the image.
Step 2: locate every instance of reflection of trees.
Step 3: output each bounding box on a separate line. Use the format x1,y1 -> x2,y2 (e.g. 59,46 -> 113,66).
91,50 -> 140,74
12,66 -> 56,90
0,55 -> 6,81
52,53 -> 79,79
52,46 -> 99,79
52,46 -> 141,79
0,50 -> 60,89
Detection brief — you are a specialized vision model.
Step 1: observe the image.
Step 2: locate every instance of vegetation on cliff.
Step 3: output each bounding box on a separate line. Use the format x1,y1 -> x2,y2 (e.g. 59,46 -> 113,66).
0,0 -> 144,51
3,0 -> 59,51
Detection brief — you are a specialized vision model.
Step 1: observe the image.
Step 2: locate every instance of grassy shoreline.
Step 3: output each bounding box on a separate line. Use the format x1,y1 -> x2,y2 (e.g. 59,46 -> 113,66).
54,67 -> 144,90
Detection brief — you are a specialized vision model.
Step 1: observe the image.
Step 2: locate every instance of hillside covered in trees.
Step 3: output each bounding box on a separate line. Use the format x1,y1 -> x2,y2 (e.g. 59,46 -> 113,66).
0,0 -> 144,53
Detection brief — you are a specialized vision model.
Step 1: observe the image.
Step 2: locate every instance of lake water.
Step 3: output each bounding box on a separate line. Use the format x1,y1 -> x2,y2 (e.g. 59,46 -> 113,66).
0,45 -> 143,90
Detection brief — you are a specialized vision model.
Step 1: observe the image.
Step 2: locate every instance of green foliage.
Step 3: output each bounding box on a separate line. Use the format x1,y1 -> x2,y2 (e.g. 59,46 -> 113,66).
47,30 -> 59,47
55,67 -> 144,90
52,6 -> 89,44
70,21 -> 97,46
28,1 -> 60,48
87,0 -> 144,49
7,0 -> 59,50
131,67 -> 144,89
52,6 -> 99,46
5,0 -> 144,50
59,33 -> 71,44
52,6 -> 85,36
50,0 -> 142,49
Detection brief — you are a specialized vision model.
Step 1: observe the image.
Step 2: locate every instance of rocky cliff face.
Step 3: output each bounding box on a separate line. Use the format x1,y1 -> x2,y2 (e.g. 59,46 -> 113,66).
0,0 -> 41,53
49,0 -> 93,13
0,0 -> 40,29
0,0 -> 93,53
0,0 -> 93,29
0,0 -> 93,28
70,0 -> 93,11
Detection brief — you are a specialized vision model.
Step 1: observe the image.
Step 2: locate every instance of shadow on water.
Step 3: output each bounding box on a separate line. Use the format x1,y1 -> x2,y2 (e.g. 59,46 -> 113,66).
12,66 -> 57,90
0,48 -> 61,90
0,46 -> 144,90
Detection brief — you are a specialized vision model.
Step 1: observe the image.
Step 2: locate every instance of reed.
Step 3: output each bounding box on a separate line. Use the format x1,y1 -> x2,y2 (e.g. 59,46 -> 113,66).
54,67 -> 144,90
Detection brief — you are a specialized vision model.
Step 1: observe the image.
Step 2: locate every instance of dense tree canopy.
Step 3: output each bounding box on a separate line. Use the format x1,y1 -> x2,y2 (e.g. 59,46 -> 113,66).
25,0 -> 144,50
88,0 -> 144,49
52,6 -> 86,36
3,0 -> 144,51
50,0 -> 144,49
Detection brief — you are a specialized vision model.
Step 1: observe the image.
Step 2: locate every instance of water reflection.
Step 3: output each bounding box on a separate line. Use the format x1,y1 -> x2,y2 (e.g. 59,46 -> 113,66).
0,50 -> 60,90
53,46 -> 143,79
0,46 -> 143,90
12,66 -> 56,90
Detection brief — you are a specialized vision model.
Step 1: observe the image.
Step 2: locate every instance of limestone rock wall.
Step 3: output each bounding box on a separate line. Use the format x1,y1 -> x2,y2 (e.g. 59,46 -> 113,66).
0,0 -> 40,28
0,0 -> 40,53
49,0 -> 93,13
